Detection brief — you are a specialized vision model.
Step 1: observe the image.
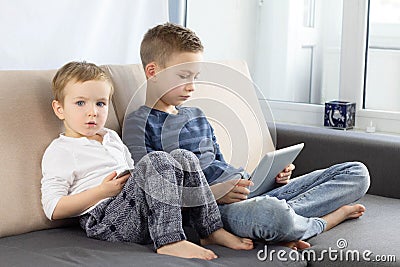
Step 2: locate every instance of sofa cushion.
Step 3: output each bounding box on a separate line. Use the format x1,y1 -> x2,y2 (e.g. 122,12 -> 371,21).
183,61 -> 276,173
103,64 -> 147,128
307,194 -> 400,266
2,194 -> 398,266
0,226 -> 306,267
113,61 -> 276,174
0,69 -> 120,238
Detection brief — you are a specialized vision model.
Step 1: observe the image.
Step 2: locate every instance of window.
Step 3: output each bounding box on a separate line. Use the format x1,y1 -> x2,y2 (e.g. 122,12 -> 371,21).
365,0 -> 400,112
303,0 -> 316,28
266,0 -> 400,133
253,0 -> 344,105
186,0 -> 400,134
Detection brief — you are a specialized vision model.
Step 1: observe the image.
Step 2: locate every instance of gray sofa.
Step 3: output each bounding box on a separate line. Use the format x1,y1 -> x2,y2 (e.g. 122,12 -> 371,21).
0,62 -> 399,266
276,123 -> 400,266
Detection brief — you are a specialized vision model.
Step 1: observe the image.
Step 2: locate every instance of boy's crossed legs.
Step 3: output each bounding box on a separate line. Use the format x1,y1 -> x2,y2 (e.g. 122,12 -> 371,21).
80,149 -> 252,260
218,162 -> 369,246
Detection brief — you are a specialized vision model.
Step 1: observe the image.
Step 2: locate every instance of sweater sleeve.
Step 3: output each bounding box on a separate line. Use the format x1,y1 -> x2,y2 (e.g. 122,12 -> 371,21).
201,122 -> 245,184
41,142 -> 75,220
184,107 -> 245,184
122,108 -> 156,164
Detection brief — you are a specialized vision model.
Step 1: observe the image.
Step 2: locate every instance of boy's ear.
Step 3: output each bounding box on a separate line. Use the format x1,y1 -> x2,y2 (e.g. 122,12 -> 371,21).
145,62 -> 158,80
52,100 -> 65,120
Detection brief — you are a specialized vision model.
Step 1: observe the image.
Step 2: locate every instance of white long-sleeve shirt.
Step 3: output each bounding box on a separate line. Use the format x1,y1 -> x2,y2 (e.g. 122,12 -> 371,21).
41,128 -> 134,220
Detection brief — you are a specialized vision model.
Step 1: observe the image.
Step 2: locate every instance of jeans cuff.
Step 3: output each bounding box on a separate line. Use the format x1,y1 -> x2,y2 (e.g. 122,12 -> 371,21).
302,217 -> 327,240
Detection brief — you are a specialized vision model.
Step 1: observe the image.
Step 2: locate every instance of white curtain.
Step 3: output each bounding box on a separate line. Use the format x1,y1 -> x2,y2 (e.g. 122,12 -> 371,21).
0,0 -> 169,70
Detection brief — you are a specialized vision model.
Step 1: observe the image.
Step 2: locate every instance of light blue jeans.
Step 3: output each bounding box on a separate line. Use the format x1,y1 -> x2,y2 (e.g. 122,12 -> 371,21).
218,162 -> 370,242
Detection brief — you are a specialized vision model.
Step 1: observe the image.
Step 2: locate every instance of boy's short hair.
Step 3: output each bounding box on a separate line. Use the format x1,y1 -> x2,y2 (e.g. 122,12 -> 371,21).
52,61 -> 113,104
140,22 -> 204,69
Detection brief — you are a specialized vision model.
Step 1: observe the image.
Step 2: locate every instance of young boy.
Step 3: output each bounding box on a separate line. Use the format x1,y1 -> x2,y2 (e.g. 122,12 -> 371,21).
40,61 -> 253,261
122,23 -> 370,249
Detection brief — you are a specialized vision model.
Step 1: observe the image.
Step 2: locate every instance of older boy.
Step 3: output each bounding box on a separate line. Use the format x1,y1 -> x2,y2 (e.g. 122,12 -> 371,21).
41,61 -> 253,261
123,23 -> 370,248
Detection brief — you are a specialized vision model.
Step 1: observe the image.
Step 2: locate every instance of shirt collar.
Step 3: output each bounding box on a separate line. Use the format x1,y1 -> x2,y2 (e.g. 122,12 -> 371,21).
59,128 -> 109,145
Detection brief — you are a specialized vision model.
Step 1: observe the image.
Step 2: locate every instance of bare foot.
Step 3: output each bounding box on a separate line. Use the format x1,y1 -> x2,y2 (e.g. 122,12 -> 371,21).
322,204 -> 366,232
157,240 -> 217,260
280,240 -> 311,250
200,228 -> 254,250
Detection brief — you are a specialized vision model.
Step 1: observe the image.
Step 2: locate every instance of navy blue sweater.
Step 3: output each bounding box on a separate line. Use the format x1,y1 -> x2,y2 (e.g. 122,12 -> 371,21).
123,105 -> 245,184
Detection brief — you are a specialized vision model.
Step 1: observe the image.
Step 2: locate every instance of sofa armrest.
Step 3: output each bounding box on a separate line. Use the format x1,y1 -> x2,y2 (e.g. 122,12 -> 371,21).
276,123 -> 400,199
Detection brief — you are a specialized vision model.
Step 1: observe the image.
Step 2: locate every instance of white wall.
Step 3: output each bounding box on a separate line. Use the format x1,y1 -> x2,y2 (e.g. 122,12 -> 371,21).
0,0 -> 168,70
186,0 -> 259,74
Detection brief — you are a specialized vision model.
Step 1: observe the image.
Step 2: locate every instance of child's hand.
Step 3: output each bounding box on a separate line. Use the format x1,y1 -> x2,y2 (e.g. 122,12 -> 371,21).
275,164 -> 295,184
98,171 -> 129,198
210,179 -> 254,205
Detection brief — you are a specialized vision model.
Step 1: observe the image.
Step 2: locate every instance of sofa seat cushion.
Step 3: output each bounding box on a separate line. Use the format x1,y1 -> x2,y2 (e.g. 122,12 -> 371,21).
0,226 -> 306,267
307,194 -> 399,266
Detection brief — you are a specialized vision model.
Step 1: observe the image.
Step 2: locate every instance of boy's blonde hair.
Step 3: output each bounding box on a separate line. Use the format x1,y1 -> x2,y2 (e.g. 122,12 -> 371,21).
140,22 -> 204,69
52,61 -> 113,104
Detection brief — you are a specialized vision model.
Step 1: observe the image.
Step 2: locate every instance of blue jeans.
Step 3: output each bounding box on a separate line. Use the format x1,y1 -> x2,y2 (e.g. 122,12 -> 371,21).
218,162 -> 370,242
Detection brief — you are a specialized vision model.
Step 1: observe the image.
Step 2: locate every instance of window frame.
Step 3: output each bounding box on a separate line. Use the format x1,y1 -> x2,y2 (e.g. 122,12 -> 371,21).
265,0 -> 400,135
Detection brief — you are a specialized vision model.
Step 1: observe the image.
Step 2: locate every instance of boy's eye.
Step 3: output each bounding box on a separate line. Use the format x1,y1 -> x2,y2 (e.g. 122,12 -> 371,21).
97,102 -> 106,107
178,75 -> 189,79
178,73 -> 200,80
76,101 -> 85,106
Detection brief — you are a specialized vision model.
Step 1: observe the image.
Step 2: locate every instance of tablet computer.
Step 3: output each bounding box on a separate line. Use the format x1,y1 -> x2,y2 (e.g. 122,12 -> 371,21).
248,143 -> 304,198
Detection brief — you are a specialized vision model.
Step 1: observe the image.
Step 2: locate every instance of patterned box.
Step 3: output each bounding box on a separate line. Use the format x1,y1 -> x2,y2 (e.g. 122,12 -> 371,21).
324,100 -> 356,129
